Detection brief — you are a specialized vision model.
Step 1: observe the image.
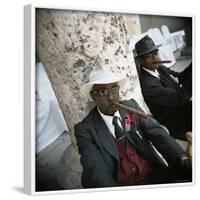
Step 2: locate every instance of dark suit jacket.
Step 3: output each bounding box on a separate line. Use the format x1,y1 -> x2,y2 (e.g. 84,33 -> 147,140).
139,65 -> 192,139
74,99 -> 184,188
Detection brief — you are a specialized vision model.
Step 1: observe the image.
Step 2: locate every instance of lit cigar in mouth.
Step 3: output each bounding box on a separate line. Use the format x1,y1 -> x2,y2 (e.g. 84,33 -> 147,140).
152,60 -> 172,64
114,103 -> 149,119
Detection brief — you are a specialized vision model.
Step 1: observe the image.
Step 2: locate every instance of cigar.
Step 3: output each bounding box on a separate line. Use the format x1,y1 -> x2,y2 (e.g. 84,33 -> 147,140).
152,60 -> 172,64
115,103 -> 149,119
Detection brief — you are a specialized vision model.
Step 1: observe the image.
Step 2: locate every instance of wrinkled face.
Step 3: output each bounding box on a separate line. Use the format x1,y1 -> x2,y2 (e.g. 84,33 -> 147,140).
138,51 -> 159,71
90,82 -> 119,116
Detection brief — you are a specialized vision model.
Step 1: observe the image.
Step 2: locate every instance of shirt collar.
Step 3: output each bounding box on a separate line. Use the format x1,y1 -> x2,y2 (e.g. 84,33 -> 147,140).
143,67 -> 160,78
97,108 -> 121,137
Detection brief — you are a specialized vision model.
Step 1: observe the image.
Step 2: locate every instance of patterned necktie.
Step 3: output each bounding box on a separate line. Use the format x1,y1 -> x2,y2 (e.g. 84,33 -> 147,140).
112,116 -> 127,144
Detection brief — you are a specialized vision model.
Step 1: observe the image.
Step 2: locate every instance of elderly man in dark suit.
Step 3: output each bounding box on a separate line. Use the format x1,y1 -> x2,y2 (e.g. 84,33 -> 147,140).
134,35 -> 192,141
74,66 -> 191,188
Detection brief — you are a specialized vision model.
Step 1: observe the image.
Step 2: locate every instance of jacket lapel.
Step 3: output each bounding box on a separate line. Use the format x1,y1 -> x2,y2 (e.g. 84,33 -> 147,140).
118,102 -> 169,166
158,67 -> 179,88
93,108 -> 119,163
119,109 -> 138,142
119,107 -> 146,152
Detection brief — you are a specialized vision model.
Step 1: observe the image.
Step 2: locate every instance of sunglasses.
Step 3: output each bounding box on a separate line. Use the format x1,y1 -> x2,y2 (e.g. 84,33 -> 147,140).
91,85 -> 119,97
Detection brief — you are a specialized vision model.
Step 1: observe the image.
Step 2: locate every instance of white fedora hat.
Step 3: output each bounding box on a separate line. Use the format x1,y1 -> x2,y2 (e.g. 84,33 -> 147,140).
81,66 -> 128,100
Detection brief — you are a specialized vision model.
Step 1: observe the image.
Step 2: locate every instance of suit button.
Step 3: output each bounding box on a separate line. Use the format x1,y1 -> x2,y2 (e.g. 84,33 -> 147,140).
129,156 -> 134,161
130,156 -> 134,161
132,167 -> 137,174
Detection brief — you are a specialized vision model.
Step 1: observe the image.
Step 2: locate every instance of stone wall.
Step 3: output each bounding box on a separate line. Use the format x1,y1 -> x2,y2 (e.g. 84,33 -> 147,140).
36,9 -> 149,146
36,8 -> 151,189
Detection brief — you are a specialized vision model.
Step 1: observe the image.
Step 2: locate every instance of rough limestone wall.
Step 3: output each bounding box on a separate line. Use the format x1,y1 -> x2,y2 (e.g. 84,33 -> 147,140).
36,9 -> 148,145
36,9 -> 149,189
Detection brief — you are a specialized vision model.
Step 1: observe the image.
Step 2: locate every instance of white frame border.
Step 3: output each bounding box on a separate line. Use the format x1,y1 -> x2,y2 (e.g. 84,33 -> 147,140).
24,3 -> 195,195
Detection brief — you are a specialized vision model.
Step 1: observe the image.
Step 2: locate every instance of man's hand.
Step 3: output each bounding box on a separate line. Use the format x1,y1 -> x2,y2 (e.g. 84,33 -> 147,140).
175,153 -> 192,179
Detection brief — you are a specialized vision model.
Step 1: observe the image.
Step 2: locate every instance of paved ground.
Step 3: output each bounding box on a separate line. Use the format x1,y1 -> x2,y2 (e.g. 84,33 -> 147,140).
36,131 -> 82,191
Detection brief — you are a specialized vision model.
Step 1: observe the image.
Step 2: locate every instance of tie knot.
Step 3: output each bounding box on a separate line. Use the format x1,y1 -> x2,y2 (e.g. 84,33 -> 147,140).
112,116 -> 118,125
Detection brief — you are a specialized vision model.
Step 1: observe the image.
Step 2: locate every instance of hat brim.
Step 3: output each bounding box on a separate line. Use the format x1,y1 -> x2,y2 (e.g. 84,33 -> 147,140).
135,45 -> 161,58
80,73 -> 128,101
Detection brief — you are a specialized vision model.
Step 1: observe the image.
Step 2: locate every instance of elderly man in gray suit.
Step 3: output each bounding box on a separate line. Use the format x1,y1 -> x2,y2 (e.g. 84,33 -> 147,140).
74,66 -> 191,188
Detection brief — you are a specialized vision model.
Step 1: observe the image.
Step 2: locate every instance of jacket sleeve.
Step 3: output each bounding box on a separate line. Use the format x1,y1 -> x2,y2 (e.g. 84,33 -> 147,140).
139,116 -> 184,166
127,99 -> 185,166
167,63 -> 192,84
74,123 -> 116,188
142,74 -> 191,107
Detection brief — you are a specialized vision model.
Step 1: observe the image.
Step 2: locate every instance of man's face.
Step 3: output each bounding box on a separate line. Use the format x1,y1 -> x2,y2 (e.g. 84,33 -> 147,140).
90,82 -> 120,116
138,51 -> 159,71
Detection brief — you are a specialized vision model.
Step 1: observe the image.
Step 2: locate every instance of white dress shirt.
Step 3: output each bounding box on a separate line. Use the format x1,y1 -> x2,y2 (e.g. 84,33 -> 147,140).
142,67 -> 160,79
97,108 -> 122,138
